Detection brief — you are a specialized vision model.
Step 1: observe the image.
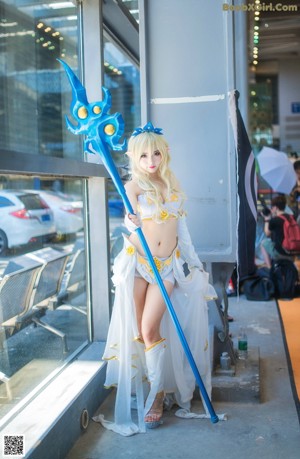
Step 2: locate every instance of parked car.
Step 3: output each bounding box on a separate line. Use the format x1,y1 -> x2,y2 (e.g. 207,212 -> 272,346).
0,190 -> 56,255
32,190 -> 83,238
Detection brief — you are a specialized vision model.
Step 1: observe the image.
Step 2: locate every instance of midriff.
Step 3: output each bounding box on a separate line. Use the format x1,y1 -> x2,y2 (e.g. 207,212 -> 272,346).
129,218 -> 178,258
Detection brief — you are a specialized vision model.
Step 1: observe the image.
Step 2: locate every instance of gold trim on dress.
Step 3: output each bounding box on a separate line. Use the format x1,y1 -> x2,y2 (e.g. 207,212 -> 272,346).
205,295 -> 218,300
145,338 -> 166,352
160,209 -> 169,220
169,193 -> 179,202
126,245 -> 135,255
137,253 -> 173,274
141,212 -> 178,222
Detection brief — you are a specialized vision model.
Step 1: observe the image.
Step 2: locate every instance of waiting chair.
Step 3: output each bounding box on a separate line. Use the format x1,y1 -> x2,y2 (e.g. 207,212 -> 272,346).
57,248 -> 87,315
0,250 -> 70,354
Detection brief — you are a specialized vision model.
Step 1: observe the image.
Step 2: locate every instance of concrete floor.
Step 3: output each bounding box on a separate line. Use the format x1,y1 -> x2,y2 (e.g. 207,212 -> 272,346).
66,295 -> 300,459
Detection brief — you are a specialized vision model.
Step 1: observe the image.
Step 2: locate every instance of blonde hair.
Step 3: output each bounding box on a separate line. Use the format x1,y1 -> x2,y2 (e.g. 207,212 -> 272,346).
127,131 -> 185,219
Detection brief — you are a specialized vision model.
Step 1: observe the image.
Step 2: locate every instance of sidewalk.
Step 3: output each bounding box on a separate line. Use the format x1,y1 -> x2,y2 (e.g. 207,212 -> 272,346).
66,295 -> 300,459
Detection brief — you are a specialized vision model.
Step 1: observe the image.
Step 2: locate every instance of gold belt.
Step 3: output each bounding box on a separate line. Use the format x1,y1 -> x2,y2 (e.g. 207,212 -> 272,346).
137,253 -> 172,273
125,243 -> 181,273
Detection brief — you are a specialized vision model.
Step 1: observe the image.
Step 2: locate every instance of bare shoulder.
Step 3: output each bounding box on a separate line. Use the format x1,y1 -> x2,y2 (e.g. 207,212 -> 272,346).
125,179 -> 141,195
124,180 -> 142,211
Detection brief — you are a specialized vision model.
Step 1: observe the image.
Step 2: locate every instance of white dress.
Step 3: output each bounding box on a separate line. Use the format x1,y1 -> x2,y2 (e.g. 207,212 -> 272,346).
97,214 -> 217,436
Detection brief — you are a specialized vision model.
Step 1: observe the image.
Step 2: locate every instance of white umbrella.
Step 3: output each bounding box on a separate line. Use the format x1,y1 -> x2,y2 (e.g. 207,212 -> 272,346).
257,146 -> 297,194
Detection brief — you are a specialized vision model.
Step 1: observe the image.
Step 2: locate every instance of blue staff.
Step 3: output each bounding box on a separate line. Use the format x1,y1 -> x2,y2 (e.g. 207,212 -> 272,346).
59,59 -> 219,424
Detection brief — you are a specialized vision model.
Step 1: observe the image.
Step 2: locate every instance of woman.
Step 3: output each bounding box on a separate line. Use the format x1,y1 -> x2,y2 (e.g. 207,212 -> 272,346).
99,122 -> 216,436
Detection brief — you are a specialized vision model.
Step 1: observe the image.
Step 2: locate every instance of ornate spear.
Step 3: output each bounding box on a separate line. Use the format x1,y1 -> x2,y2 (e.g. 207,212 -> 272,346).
59,59 -> 219,424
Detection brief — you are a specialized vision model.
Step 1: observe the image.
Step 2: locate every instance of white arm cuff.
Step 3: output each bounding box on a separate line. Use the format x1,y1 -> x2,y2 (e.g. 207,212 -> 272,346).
124,213 -> 139,233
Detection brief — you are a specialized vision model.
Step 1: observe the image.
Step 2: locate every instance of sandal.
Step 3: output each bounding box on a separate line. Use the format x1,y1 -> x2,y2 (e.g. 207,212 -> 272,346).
134,335 -> 145,344
144,391 -> 164,429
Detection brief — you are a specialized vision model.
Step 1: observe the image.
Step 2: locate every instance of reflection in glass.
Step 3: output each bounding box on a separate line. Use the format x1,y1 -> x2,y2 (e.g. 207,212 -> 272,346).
104,35 -> 141,151
103,35 -> 141,272
0,175 -> 88,421
120,0 -> 139,23
249,76 -> 278,152
0,0 -> 82,159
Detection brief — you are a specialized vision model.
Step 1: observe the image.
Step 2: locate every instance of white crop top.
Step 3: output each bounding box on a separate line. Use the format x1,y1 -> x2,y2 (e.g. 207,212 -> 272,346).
136,193 -> 184,222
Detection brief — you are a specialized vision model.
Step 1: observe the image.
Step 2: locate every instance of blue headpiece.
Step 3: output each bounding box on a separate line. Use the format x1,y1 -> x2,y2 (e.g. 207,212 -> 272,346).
132,122 -> 163,137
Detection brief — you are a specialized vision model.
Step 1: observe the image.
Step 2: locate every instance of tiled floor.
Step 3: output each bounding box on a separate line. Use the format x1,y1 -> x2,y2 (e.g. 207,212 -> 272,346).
66,294 -> 300,459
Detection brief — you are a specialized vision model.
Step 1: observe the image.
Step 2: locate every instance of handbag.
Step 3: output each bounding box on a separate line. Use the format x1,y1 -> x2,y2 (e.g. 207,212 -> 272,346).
242,275 -> 275,301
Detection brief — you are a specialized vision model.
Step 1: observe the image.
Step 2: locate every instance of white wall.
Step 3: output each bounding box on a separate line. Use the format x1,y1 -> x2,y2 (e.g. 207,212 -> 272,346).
139,0 -> 238,262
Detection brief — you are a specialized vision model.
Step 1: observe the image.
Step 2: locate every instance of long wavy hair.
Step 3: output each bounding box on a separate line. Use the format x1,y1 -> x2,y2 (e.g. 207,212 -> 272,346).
127,131 -> 185,219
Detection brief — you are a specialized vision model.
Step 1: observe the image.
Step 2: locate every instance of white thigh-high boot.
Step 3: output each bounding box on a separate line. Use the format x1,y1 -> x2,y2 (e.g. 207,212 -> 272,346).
144,338 -> 166,428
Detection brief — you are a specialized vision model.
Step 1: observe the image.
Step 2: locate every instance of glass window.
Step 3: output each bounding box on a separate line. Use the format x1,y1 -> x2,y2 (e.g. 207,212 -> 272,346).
0,175 -> 88,421
249,76 -> 278,153
104,34 -> 141,153
18,193 -> 49,210
0,197 -> 14,208
120,0 -> 139,24
0,0 -> 82,160
103,35 -> 140,268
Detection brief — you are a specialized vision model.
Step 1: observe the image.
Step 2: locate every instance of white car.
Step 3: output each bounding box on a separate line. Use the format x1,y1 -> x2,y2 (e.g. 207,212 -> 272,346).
33,190 -> 83,237
0,190 -> 56,255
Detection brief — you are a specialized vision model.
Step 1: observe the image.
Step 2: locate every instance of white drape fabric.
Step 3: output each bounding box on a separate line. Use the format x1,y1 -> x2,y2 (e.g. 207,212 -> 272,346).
95,218 -> 217,436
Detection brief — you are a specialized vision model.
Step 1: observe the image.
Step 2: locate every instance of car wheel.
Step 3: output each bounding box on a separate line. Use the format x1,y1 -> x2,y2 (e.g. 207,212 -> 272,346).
0,230 -> 8,256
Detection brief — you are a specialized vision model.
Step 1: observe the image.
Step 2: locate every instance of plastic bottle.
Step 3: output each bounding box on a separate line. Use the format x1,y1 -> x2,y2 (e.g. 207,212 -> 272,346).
238,328 -> 248,359
220,352 -> 231,370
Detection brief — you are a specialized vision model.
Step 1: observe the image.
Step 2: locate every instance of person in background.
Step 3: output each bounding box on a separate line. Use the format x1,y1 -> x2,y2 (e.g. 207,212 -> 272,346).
260,195 -> 293,268
290,160 -> 300,219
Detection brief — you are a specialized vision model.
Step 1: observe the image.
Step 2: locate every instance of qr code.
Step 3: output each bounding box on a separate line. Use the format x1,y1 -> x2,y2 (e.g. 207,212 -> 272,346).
3,435 -> 24,457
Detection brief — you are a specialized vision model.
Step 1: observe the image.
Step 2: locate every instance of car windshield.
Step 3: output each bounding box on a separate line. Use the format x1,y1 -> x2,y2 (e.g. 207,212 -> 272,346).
18,194 -> 47,210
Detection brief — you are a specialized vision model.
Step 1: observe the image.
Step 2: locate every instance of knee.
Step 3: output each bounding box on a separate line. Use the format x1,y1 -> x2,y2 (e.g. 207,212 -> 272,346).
141,324 -> 160,345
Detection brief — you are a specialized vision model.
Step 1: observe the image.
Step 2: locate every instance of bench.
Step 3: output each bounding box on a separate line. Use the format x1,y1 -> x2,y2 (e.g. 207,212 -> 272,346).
0,249 -> 70,355
56,248 -> 87,315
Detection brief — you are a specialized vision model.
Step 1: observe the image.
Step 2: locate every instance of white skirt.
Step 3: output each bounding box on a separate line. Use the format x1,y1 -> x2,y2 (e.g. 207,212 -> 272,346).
99,235 -> 216,436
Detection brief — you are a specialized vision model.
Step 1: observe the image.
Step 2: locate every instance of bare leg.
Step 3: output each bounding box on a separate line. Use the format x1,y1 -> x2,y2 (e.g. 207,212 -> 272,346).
133,276 -> 148,338
141,280 -> 174,348
260,243 -> 272,268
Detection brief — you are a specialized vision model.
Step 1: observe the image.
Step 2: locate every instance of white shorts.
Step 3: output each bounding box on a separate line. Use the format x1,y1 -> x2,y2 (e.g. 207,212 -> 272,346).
135,251 -> 176,285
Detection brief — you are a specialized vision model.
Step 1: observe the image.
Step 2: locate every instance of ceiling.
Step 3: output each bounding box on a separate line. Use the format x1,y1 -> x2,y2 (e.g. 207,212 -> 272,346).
121,1 -> 300,66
